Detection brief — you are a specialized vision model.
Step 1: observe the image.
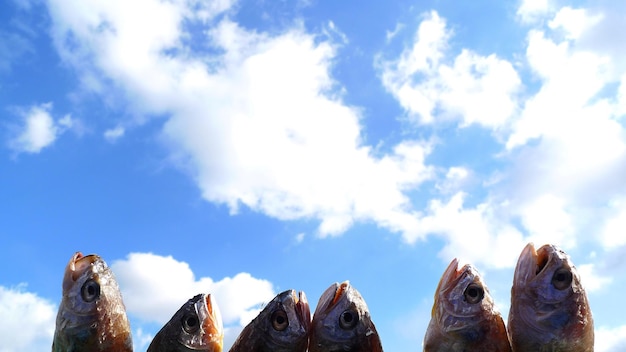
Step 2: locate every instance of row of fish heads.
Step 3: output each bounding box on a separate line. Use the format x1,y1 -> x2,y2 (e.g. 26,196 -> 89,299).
424,242 -> 594,352
52,251 -> 383,352
51,241 -> 594,352
148,281 -> 384,352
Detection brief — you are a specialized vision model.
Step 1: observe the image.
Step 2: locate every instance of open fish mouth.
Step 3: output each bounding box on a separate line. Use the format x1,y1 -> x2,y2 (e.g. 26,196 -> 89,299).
295,290 -> 311,329
315,282 -> 348,315
203,294 -> 224,345
63,252 -> 100,292
516,243 -> 566,282
331,282 -> 349,306
536,245 -> 551,275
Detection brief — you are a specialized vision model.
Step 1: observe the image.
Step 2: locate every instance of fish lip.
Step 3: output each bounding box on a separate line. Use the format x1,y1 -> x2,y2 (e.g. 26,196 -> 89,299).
433,258 -> 461,315
201,293 -> 224,349
295,290 -> 311,329
437,258 -> 462,291
514,242 -> 539,286
316,281 -> 349,314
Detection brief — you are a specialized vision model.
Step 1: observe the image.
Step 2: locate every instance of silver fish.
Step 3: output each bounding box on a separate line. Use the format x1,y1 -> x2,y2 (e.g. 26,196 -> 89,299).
52,252 -> 133,352
424,258 -> 511,352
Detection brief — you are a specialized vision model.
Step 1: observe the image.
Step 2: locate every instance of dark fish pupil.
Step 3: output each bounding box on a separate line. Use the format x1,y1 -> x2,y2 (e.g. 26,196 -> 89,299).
551,268 -> 573,290
468,288 -> 478,297
343,312 -> 353,323
81,279 -> 101,302
187,317 -> 198,327
276,315 -> 286,324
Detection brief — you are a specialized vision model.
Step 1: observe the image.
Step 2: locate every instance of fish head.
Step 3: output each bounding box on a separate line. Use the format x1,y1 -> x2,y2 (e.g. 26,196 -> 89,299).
260,289 -> 311,350
510,242 -> 594,347
309,281 -> 381,352
425,259 -> 510,351
61,252 -> 119,316
55,251 -> 133,351
433,258 -> 495,332
513,243 -> 581,305
229,289 -> 310,351
177,293 -> 224,351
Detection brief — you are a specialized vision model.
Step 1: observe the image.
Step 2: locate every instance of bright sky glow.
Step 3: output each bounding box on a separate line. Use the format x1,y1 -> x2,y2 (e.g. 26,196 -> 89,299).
1,0 -> 626,351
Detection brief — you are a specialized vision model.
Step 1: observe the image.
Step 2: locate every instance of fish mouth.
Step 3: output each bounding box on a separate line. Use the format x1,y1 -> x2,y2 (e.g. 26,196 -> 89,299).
331,282 -> 349,306
535,245 -> 555,275
432,258 -> 461,316
203,294 -> 224,350
438,259 -> 462,290
514,242 -> 561,285
314,281 -> 350,317
63,252 -> 99,292
294,290 -> 311,329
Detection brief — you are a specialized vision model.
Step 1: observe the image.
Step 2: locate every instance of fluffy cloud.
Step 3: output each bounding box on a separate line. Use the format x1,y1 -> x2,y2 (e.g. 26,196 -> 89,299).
380,11 -> 521,129
0,285 -> 56,352
502,4 -> 626,255
46,0 -> 434,239
103,126 -> 125,142
379,3 -> 626,272
7,103 -> 73,154
517,0 -> 553,23
111,253 -> 275,325
111,253 -> 275,348
596,325 -> 626,352
44,0 -> 626,274
407,192 -> 526,268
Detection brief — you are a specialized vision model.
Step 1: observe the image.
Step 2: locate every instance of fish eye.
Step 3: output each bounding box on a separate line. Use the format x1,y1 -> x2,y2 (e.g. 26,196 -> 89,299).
80,279 -> 100,303
271,309 -> 289,331
339,309 -> 359,330
182,313 -> 200,333
551,268 -> 573,290
463,283 -> 484,304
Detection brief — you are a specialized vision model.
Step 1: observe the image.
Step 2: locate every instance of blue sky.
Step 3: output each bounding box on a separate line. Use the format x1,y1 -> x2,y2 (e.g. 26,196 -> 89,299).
1,0 -> 626,350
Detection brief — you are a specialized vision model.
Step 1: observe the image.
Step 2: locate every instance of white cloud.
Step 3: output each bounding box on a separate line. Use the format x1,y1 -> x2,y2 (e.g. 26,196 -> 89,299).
435,166 -> 470,194
409,193 -> 526,269
517,194 -> 575,248
549,7 -> 603,40
380,11 -> 521,129
502,5 -> 626,239
595,325 -> 626,352
600,199 -> 626,248
385,22 -> 404,42
577,263 -> 612,292
104,126 -> 125,142
0,285 -> 56,352
111,253 -> 275,326
44,0 -> 626,281
46,0 -> 435,240
7,103 -> 73,154
517,0 -> 554,23
132,328 -> 154,352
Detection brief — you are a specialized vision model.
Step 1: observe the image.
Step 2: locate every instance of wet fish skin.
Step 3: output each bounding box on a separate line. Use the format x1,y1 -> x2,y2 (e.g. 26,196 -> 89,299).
229,289 -> 310,352
148,293 -> 223,352
52,252 -> 133,352
309,281 -> 383,352
423,258 -> 511,352
508,243 -> 594,352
